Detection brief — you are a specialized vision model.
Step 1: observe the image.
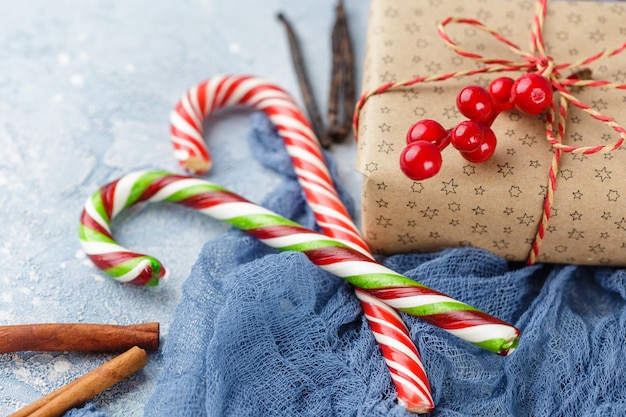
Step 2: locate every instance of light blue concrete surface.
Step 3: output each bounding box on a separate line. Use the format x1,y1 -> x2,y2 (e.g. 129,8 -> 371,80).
0,1 -> 368,415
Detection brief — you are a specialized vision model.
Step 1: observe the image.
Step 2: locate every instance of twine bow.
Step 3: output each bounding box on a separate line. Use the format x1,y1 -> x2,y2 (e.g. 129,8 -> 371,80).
354,0 -> 626,264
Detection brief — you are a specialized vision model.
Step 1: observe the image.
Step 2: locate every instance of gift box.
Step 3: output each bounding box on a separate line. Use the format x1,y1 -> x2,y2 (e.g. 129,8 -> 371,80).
356,0 -> 626,265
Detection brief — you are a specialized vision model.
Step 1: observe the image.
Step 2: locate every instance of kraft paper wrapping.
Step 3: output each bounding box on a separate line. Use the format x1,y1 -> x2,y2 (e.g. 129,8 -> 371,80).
356,0 -> 626,265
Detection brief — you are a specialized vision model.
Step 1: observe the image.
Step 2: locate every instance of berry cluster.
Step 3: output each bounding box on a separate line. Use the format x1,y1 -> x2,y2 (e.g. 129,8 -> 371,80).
400,72 -> 553,181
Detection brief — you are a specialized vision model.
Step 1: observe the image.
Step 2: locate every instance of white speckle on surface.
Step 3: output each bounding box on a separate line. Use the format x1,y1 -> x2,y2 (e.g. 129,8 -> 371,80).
70,74 -> 84,86
57,53 -> 70,66
1,292 -> 12,303
125,64 -> 136,73
31,297 -> 41,306
229,42 -> 241,54
52,358 -> 72,374
52,93 -> 63,103
79,52 -> 89,61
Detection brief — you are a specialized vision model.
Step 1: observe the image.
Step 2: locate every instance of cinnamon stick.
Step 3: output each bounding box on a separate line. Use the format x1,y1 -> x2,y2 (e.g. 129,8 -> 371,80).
0,322 -> 159,353
9,346 -> 147,417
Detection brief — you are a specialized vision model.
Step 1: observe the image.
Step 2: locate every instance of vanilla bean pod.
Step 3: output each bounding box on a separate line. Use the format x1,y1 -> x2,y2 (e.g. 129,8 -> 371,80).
327,0 -> 355,143
277,13 -> 331,148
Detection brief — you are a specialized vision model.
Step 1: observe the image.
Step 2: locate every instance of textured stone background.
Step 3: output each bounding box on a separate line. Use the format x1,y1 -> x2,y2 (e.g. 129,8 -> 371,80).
0,1 -> 367,415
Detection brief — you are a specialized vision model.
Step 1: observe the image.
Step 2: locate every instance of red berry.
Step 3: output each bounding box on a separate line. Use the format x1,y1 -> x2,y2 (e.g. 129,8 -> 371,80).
461,125 -> 497,163
450,120 -> 484,152
399,140 -> 443,181
511,73 -> 553,115
406,119 -> 448,146
456,85 -> 494,123
488,77 -> 515,110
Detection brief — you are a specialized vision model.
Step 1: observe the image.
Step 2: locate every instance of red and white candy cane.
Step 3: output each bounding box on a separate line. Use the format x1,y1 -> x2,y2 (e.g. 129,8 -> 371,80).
170,74 -> 434,411
78,171 -> 520,354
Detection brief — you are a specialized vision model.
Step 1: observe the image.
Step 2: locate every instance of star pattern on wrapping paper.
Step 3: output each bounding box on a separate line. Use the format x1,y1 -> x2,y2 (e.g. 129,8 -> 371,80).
567,13 -> 582,24
425,61 -> 442,73
365,162 -> 378,173
506,148 -> 516,156
589,244 -> 606,254
570,115 -> 582,124
509,186 -> 522,197
442,106 -> 460,120
560,169 -> 574,180
380,71 -> 396,83
376,215 -> 392,228
407,220 -> 417,227
429,231 -> 440,239
380,106 -> 391,114
411,182 -> 424,193
520,134 -> 537,147
568,228 -> 585,240
448,202 -> 461,212
570,132 -> 583,142
450,219 -> 460,227
382,54 -> 394,64
471,223 -> 488,235
497,162 -> 514,177
402,89 -> 420,101
406,201 -> 417,209
474,186 -> 485,195
595,167 -> 612,182
420,206 -> 439,219
539,185 -> 548,196
614,70 -> 626,83
441,179 -> 458,195
384,7 -> 399,17
529,160 -> 541,168
493,239 -> 509,250
504,227 -> 512,234
405,23 -> 420,34
589,29 -> 605,43
377,140 -> 394,154
602,211 -> 612,220
572,190 -> 583,200
376,198 -> 389,208
570,211 -> 583,221
377,181 -> 388,190
505,129 -> 516,137
397,233 -> 414,244
504,207 -> 514,215
607,189 -> 620,201
555,245 -> 568,253
463,165 -> 476,176
413,107 -> 426,117
472,206 -> 485,216
517,213 -> 534,226
592,99 -> 609,111
572,153 -> 588,162
509,112 -> 522,122
600,232 -> 610,240
615,218 -> 626,231
379,123 -> 391,133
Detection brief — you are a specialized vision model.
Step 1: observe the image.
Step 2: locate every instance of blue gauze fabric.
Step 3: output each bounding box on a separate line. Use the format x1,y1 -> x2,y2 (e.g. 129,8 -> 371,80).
69,113 -> 626,416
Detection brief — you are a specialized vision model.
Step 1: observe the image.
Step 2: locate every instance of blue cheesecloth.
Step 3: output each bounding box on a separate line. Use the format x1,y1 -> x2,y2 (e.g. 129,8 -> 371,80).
68,113 -> 626,416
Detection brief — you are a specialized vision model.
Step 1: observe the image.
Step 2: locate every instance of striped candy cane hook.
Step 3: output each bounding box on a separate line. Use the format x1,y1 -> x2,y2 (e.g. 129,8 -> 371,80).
170,75 -> 434,411
79,171 -> 521,357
